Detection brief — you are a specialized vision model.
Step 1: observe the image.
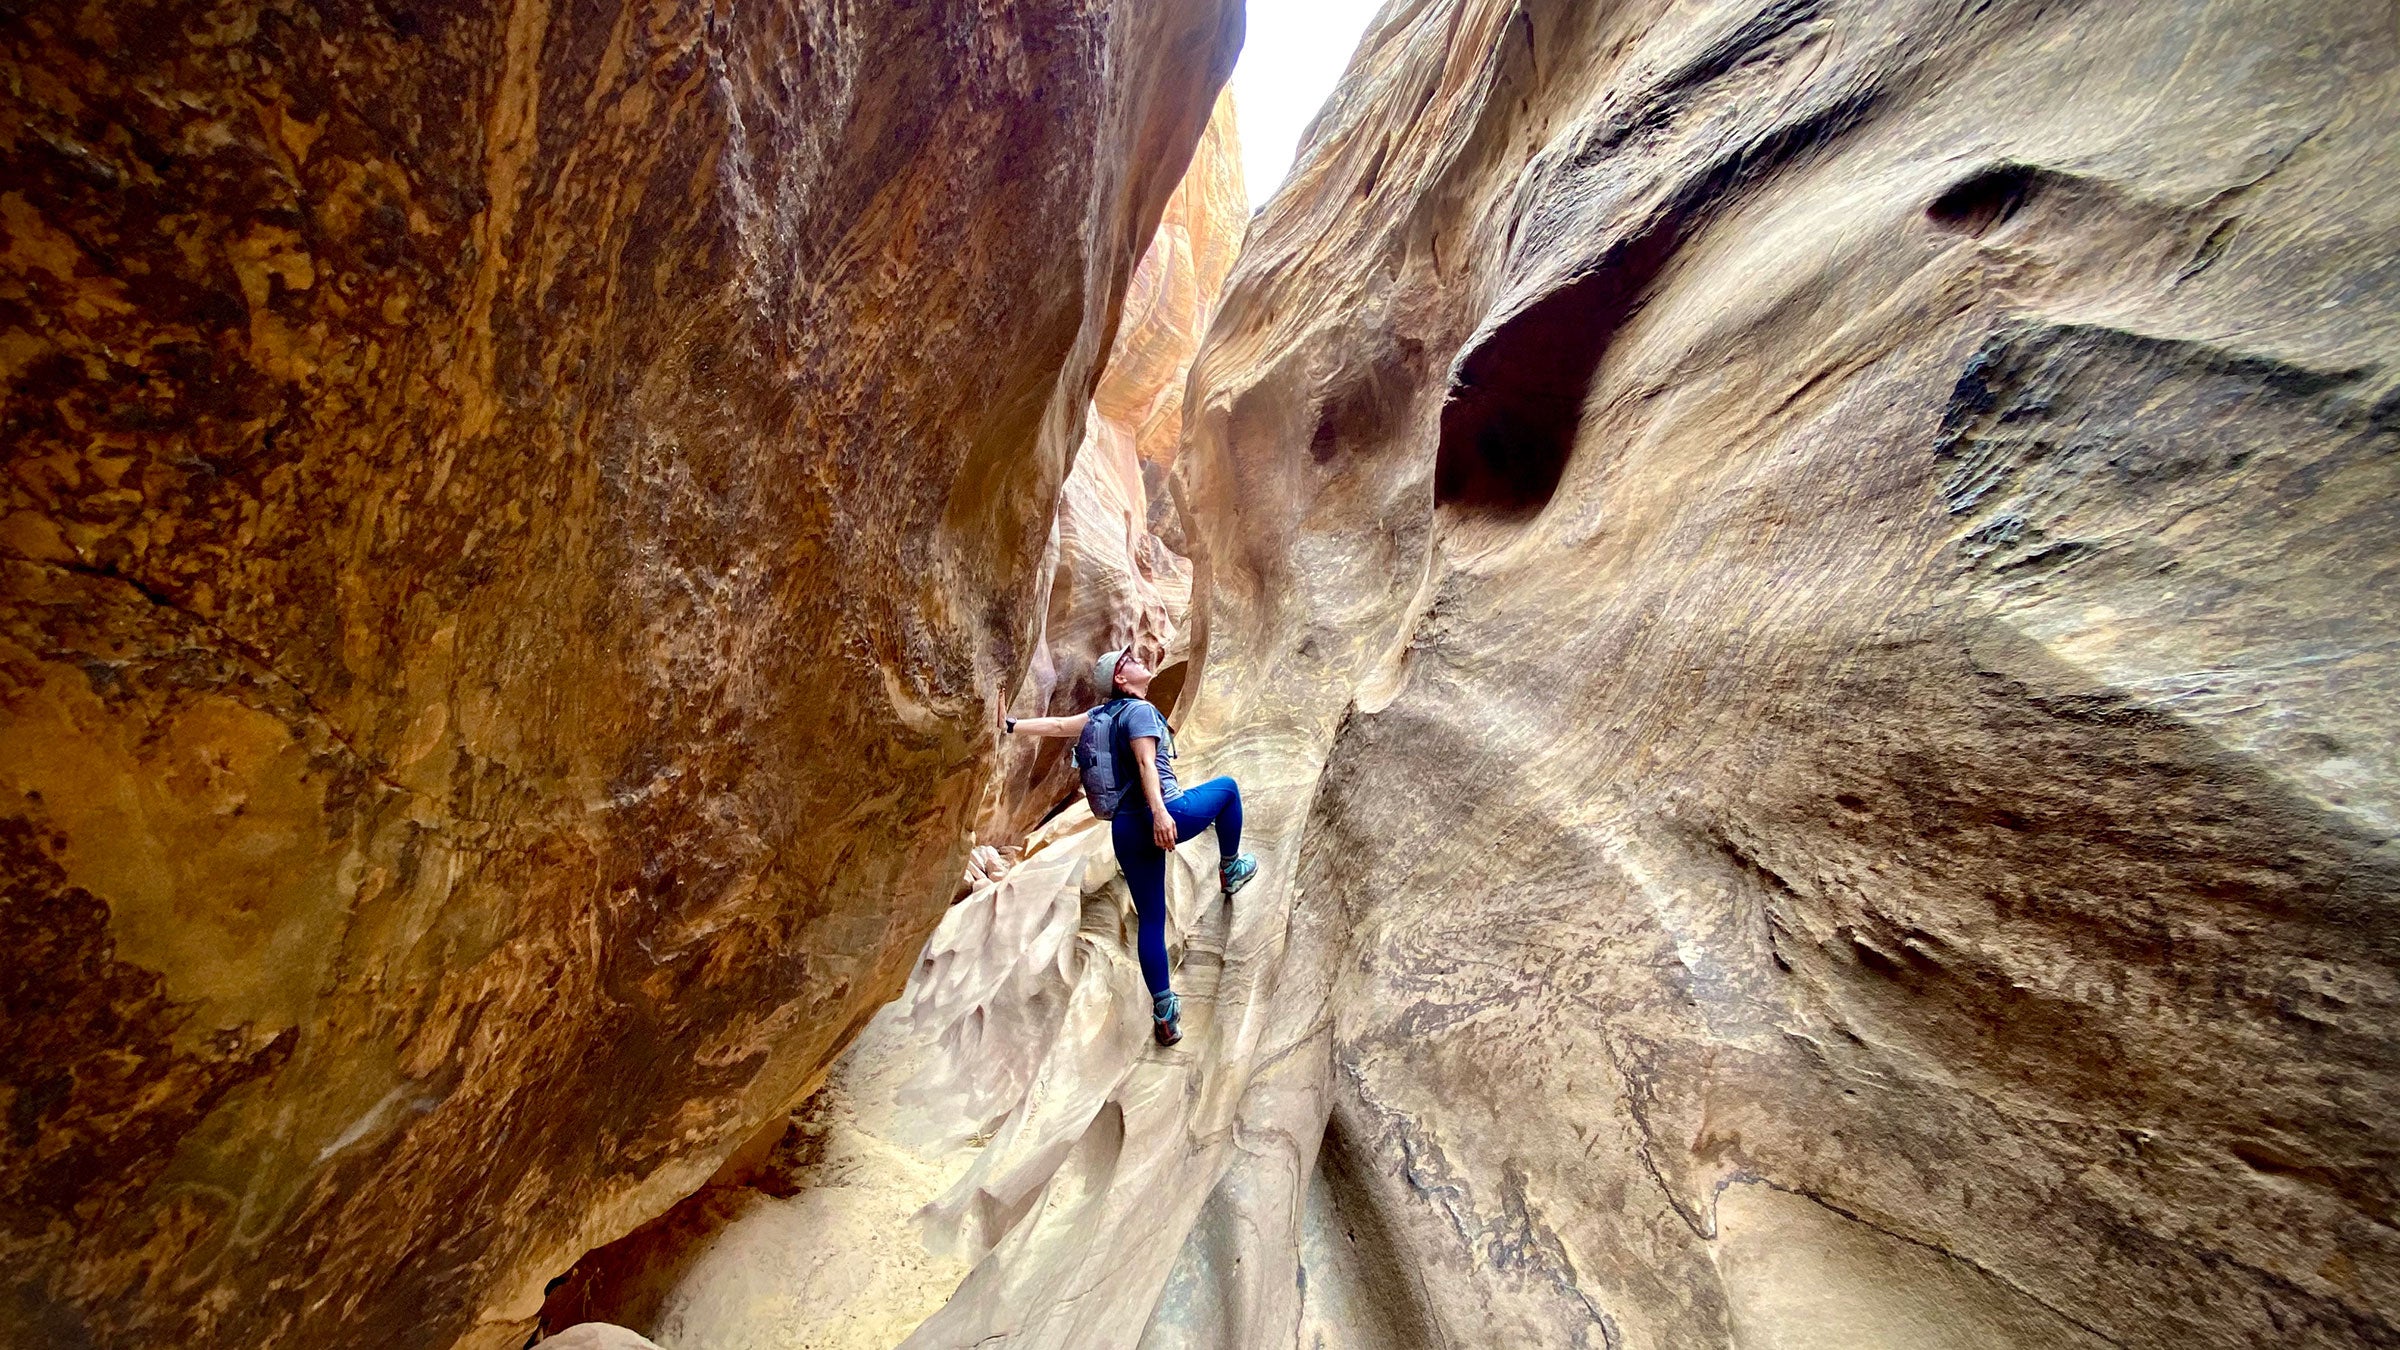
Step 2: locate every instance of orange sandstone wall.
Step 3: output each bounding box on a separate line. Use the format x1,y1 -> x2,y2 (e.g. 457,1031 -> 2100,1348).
0,3 -> 1240,1348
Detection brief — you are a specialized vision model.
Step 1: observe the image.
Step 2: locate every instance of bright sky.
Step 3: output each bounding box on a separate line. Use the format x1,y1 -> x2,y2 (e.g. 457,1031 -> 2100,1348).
1229,1 -> 1389,208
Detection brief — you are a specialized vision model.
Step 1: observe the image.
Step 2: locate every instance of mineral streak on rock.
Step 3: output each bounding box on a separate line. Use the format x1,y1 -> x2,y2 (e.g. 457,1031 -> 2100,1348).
984,93 -> 1248,844
791,1 -> 2400,1347
0,2 -> 1240,1348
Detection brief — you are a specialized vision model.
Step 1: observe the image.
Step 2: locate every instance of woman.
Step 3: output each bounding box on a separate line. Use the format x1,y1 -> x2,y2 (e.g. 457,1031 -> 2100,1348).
1002,646 -> 1257,1045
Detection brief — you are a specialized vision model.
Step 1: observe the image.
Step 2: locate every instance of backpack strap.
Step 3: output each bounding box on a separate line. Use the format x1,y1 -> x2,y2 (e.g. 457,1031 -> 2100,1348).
1110,697 -> 1170,764
1105,696 -> 1133,764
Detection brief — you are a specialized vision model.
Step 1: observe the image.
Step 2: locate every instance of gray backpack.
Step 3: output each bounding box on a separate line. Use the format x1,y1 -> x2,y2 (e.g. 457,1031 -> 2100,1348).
1075,699 -> 1151,820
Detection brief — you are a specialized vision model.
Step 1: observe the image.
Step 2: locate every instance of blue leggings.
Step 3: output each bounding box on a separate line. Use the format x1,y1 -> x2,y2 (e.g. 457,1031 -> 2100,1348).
1110,776 -> 1244,997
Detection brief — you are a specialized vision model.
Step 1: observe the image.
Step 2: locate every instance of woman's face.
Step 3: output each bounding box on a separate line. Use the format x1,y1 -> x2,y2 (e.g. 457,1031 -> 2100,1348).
1114,648 -> 1155,697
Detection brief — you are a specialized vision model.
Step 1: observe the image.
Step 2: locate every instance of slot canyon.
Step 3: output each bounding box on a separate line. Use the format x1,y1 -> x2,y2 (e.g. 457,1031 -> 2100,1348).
2,2 -> 2395,1349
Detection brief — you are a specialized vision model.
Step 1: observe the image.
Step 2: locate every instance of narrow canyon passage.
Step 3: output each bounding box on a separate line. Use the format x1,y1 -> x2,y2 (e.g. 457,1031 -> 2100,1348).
559,3 -> 2400,1346
614,3 -> 2400,1347
4,2 -> 2398,1350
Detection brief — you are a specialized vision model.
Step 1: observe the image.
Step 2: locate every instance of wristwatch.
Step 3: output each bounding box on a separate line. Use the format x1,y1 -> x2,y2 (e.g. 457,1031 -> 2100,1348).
1005,717 -> 1017,733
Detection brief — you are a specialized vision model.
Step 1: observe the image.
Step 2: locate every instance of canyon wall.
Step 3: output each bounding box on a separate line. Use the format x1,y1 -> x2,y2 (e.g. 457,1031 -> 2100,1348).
1169,0 -> 2400,1345
984,93 -> 1247,845
0,2 -> 1240,1348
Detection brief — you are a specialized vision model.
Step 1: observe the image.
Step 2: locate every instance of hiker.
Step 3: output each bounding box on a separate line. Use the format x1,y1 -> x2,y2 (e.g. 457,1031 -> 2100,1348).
1001,646 -> 1258,1045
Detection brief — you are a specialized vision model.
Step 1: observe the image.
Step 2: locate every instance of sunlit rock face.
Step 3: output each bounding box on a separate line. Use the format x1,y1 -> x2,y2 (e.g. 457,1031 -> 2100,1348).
0,2 -> 1239,1347
1162,0 -> 2400,1346
985,94 -> 1247,844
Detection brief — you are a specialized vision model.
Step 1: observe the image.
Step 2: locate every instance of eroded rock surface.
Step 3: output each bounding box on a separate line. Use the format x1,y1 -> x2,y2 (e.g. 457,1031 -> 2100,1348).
0,3 -> 1239,1347
779,2 -> 2400,1348
634,797 -> 1234,1350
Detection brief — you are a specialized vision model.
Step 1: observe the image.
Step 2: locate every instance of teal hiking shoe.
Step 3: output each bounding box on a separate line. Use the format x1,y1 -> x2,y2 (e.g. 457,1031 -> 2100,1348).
1219,853 -> 1259,898
1153,991 -> 1183,1046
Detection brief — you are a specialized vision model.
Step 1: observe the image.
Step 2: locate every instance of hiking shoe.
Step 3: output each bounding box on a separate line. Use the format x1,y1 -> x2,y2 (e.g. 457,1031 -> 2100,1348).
1153,991 -> 1182,1047
1219,853 -> 1259,898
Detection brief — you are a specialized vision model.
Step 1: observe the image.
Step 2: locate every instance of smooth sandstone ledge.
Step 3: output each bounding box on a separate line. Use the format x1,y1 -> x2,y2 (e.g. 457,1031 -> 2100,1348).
541,1326 -> 665,1350
630,801 -> 1250,1350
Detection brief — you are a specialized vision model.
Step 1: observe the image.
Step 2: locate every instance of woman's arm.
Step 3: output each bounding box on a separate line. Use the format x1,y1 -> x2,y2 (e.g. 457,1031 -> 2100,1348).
1004,711 -> 1089,739
1131,737 -> 1176,850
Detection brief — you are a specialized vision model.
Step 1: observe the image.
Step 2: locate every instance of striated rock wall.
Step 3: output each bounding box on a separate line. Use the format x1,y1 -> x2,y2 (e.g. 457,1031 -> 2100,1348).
0,3 -> 1239,1348
1167,0 -> 2400,1346
985,94 -> 1246,844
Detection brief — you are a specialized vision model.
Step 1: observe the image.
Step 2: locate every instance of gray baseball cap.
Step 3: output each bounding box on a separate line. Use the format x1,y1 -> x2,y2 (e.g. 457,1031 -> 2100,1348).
1094,648 -> 1127,696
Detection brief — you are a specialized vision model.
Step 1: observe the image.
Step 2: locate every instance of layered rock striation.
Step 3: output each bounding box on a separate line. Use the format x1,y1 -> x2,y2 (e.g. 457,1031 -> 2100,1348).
0,3 -> 1239,1348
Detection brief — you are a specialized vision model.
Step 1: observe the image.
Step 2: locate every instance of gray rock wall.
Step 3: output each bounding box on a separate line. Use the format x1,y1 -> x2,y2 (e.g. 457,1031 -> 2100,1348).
1173,0 -> 2400,1344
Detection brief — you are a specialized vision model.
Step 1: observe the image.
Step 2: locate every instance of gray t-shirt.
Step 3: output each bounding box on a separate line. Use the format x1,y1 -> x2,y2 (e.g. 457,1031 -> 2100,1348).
1111,699 -> 1180,806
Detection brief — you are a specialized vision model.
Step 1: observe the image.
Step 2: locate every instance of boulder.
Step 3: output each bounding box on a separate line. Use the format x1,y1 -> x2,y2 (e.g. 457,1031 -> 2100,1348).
539,1326 -> 662,1350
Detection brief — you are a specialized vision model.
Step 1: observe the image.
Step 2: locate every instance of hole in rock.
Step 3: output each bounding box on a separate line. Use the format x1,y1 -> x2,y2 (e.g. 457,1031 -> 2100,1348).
1310,413 -> 1341,462
1304,1106 -> 1445,1343
1927,164 -> 2039,236
1434,222 -> 1680,519
1146,658 -> 1190,723
1356,134 -> 1390,199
